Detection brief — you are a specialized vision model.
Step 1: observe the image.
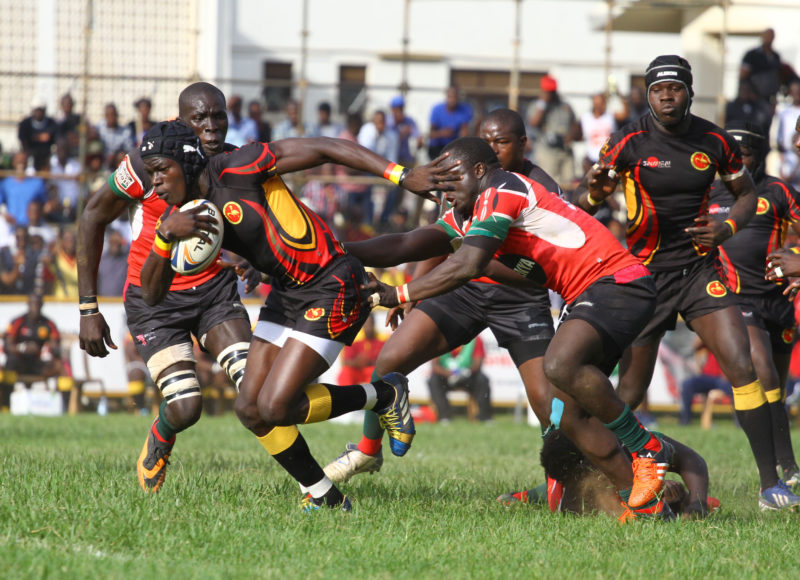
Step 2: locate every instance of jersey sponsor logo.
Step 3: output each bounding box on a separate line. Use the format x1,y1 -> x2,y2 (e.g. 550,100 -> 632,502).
690,152 -> 712,171
782,328 -> 795,344
707,203 -> 729,216
641,156 -> 672,169
135,331 -> 157,345
223,202 -> 244,224
706,281 -> 727,298
756,197 -> 770,215
115,160 -> 136,191
37,326 -> 48,340
304,307 -> 325,321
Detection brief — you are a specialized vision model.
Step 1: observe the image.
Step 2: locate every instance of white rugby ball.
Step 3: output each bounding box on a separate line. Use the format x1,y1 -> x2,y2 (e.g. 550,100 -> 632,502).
169,199 -> 224,275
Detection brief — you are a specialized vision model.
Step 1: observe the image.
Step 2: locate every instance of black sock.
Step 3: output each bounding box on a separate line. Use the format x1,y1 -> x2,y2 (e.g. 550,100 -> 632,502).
735,405 -> 779,489
768,398 -> 798,474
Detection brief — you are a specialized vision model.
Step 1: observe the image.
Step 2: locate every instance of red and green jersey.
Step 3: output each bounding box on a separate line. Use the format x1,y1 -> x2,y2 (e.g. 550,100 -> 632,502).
709,174 -> 800,294
108,150 -> 221,290
599,114 -> 744,271
439,169 -> 642,304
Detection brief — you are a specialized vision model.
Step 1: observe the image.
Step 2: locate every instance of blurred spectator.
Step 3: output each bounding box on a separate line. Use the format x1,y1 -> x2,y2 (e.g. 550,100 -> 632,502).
527,75 -> 580,188
0,143 -> 12,171
777,80 -> 800,187
48,137 -> 81,222
123,332 -> 153,415
18,97 -> 58,171
724,79 -> 773,136
309,101 -> 342,139
578,93 -> 618,174
428,85 -> 473,160
272,99 -> 306,140
0,152 -> 47,226
679,339 -> 733,429
129,97 -> 154,145
226,94 -> 258,147
382,205 -> 409,234
340,205 -> 374,243
388,96 -> 422,168
740,28 -> 796,108
358,109 -> 399,224
338,315 -> 384,384
55,93 -> 81,139
248,99 -> 272,143
48,227 -> 78,299
336,113 -> 371,222
96,103 -> 134,167
0,226 -> 48,295
97,227 -> 129,297
428,336 -> 492,423
621,85 -> 649,127
26,201 -> 56,246
0,293 -> 70,412
299,164 -> 340,227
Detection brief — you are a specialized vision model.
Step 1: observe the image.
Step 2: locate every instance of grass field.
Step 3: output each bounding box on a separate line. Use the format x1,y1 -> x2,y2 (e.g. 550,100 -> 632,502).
3,411 -> 800,579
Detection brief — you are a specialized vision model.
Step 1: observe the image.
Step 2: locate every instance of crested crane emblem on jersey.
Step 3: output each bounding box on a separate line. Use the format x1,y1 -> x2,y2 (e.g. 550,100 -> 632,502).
782,328 -> 795,344
223,201 -> 244,224
756,197 -> 770,215
37,326 -> 48,340
690,152 -> 711,171
706,281 -> 727,298
304,307 -> 325,321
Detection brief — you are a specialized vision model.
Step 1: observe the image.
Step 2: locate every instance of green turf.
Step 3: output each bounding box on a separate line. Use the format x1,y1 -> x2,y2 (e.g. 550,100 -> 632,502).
2,412 -> 799,579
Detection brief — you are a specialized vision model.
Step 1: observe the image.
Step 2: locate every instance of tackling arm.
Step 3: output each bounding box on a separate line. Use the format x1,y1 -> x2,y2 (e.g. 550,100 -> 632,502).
344,225 -> 451,268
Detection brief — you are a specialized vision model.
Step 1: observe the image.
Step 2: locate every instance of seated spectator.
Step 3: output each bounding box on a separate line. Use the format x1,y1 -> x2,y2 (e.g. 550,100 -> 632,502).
0,292 -> 73,412
0,227 -> 49,295
26,201 -> 56,246
47,138 -> 81,222
97,227 -> 129,297
129,97 -> 154,145
226,94 -> 258,147
0,152 -> 47,227
18,97 -> 58,171
272,99 -> 307,140
338,316 -> 384,385
48,227 -> 78,299
55,93 -> 81,139
428,336 -> 492,423
680,339 -> 733,429
96,103 -> 135,167
248,99 -> 272,143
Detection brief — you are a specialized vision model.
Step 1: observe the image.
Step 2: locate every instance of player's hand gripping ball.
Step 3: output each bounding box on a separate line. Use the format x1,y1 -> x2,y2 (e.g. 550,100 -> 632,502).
170,200 -> 223,275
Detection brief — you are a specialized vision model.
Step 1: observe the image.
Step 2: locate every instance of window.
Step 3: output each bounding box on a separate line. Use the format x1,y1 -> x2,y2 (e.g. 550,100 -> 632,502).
339,65 -> 366,116
262,61 -> 293,112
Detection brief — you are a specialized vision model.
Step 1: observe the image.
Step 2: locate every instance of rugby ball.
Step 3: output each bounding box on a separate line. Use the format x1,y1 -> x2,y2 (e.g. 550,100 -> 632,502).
169,199 -> 224,275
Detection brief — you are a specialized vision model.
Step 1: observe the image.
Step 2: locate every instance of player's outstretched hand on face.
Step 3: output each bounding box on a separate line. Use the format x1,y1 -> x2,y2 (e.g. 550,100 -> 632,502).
586,162 -> 620,202
403,153 -> 461,201
79,311 -> 118,358
160,205 -> 219,245
766,248 -> 800,281
685,216 -> 729,248
362,271 -> 400,309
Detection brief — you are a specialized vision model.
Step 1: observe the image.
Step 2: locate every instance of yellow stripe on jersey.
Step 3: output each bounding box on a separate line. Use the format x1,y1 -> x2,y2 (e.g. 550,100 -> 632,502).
262,176 -> 317,251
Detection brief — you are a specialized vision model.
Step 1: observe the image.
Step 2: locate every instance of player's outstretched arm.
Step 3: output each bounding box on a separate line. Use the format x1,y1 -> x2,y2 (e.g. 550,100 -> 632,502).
366,236 -> 501,308
77,183 -> 129,357
660,434 -> 710,518
344,224 -> 451,268
269,137 -> 460,202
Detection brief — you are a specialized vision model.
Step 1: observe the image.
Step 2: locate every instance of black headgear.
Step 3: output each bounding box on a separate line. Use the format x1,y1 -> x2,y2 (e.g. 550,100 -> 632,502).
140,120 -> 207,187
725,120 -> 768,181
645,55 -> 694,126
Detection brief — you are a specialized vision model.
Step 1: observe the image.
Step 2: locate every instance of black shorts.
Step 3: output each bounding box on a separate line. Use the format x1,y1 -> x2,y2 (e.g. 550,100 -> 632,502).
634,256 -> 737,345
125,268 -> 249,363
415,281 -> 554,365
738,289 -> 797,355
564,274 -> 657,373
258,253 -> 370,346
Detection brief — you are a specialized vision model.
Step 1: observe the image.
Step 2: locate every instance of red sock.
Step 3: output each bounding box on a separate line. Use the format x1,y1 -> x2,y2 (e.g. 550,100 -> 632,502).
641,431 -> 662,453
357,436 -> 382,456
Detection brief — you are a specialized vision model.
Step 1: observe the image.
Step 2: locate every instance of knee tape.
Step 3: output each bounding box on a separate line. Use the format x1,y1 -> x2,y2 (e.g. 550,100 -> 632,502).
158,369 -> 201,404
146,343 -> 195,382
216,342 -> 249,392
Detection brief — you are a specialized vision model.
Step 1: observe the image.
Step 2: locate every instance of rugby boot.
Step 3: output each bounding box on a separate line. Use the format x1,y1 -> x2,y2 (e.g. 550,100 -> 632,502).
628,435 -> 674,508
323,442 -> 383,483
136,422 -> 174,493
375,373 -> 415,457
